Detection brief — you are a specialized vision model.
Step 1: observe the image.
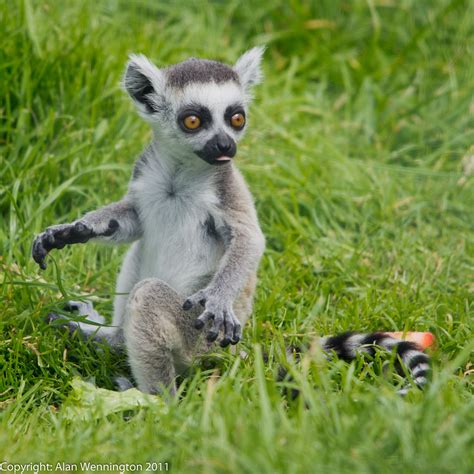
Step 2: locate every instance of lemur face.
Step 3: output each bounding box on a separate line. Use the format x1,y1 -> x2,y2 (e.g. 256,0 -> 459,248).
124,48 -> 264,166
171,80 -> 245,165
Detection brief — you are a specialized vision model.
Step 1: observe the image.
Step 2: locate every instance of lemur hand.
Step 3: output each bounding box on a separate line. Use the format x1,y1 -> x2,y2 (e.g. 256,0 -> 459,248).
32,220 -> 118,269
183,288 -> 242,347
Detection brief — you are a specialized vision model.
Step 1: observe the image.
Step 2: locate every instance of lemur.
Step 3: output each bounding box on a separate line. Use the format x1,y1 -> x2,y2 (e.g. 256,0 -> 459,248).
32,48 -> 430,395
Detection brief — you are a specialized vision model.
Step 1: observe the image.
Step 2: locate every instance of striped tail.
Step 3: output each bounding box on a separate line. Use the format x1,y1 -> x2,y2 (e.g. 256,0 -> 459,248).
320,331 -> 431,392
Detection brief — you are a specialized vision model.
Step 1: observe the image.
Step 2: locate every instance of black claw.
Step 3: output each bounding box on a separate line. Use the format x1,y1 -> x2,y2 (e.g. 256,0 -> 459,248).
220,337 -> 231,348
183,300 -> 193,310
230,336 -> 240,345
207,331 -> 219,342
199,298 -> 206,307
194,319 -> 205,330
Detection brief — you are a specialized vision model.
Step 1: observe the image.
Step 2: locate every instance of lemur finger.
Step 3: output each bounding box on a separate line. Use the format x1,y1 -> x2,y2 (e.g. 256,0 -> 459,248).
231,318 -> 242,345
183,300 -> 193,311
32,237 -> 48,269
194,310 -> 214,328
194,318 -> 205,330
46,226 -> 72,249
220,314 -> 234,347
50,222 -> 93,246
193,310 -> 214,331
32,230 -> 61,268
183,290 -> 206,311
43,229 -> 56,248
207,313 -> 224,343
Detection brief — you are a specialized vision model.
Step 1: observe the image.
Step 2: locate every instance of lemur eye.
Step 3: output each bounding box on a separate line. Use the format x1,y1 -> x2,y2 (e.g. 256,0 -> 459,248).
230,113 -> 245,130
183,115 -> 201,130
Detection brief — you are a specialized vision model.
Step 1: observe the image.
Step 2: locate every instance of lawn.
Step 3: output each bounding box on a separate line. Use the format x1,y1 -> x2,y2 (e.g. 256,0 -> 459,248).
0,0 -> 473,472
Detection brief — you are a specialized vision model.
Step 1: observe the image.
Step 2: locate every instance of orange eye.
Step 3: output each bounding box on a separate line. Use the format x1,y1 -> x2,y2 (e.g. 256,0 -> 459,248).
231,113 -> 245,129
183,115 -> 201,130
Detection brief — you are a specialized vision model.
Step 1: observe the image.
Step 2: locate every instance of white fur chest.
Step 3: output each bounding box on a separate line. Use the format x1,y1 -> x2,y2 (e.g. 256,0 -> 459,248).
131,157 -> 224,296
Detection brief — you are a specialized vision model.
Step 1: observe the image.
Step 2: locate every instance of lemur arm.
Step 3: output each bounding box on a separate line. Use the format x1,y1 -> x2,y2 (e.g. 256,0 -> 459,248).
210,217 -> 265,302
32,198 -> 142,269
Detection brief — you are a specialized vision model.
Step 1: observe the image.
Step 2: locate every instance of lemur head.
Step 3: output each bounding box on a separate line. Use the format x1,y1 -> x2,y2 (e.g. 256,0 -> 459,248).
123,47 -> 264,166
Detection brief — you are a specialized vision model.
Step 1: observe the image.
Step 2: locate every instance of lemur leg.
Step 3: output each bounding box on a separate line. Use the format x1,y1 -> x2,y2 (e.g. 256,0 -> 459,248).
124,278 -> 207,395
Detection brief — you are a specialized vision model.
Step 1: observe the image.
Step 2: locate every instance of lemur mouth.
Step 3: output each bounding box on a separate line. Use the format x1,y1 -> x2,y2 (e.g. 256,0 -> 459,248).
195,151 -> 234,165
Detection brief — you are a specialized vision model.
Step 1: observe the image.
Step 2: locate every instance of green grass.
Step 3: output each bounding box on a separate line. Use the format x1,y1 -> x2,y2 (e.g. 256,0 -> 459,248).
1,0 -> 473,472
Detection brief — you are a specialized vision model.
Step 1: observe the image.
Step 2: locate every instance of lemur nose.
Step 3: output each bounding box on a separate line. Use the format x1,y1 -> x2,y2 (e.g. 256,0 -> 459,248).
217,141 -> 231,153
215,132 -> 234,154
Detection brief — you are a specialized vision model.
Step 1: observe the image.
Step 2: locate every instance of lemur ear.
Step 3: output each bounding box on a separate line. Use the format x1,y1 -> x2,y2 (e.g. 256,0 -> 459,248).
123,54 -> 165,115
234,46 -> 265,91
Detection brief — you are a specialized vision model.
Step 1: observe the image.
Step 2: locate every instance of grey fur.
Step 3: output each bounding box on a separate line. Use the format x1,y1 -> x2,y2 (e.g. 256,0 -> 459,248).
33,48 -> 265,395
165,58 -> 239,89
132,151 -> 150,179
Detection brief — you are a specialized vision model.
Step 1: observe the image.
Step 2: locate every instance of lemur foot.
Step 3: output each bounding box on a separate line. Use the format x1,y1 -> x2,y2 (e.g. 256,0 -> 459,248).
46,300 -> 105,335
46,311 -> 78,335
114,376 -> 134,392
183,288 -> 241,347
47,300 -> 123,350
32,220 -> 118,269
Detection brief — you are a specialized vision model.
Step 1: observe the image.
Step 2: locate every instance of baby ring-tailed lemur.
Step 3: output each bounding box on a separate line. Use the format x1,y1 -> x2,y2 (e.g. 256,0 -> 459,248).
32,48 -> 430,395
